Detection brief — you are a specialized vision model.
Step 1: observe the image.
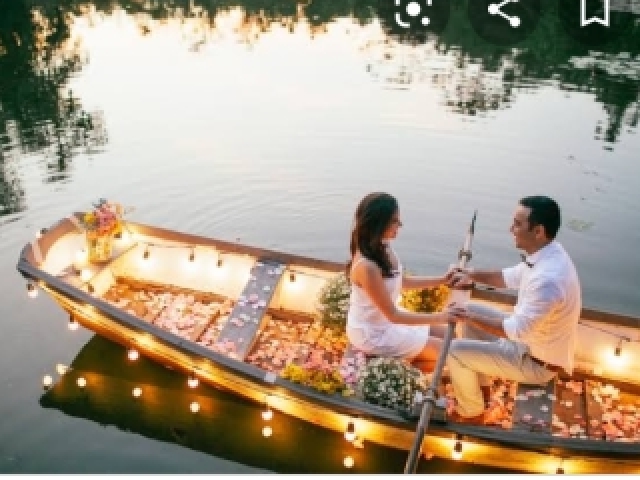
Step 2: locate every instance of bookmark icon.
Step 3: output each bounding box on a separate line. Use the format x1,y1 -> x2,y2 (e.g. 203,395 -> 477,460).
580,0 -> 610,26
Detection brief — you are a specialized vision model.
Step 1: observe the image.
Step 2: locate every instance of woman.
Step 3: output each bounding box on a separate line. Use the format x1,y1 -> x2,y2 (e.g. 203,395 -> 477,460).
346,192 -> 463,374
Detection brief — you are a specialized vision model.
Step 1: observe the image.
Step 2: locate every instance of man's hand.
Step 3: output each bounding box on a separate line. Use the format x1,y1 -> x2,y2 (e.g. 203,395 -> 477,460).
448,271 -> 475,290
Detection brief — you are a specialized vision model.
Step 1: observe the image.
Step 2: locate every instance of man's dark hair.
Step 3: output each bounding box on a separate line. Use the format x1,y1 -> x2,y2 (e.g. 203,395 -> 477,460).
519,195 -> 561,239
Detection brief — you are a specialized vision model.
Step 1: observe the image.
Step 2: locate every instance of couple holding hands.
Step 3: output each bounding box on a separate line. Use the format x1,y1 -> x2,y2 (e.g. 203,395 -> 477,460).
345,192 -> 581,425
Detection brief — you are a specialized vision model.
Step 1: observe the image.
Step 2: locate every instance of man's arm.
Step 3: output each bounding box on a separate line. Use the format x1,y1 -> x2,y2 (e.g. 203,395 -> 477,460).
464,303 -> 509,337
451,268 -> 507,289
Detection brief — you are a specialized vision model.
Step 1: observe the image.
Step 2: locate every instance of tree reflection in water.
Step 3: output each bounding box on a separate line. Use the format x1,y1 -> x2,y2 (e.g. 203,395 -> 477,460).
0,0 -> 107,217
0,0 -> 638,218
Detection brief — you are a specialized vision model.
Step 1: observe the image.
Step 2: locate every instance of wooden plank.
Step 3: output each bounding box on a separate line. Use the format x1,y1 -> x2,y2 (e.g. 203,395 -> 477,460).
552,379 -> 588,439
214,258 -> 286,361
511,378 -> 556,433
188,308 -> 221,342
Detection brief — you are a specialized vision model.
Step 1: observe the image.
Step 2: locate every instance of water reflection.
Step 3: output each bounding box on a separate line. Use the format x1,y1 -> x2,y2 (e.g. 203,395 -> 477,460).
39,335 -> 517,474
0,0 -> 108,216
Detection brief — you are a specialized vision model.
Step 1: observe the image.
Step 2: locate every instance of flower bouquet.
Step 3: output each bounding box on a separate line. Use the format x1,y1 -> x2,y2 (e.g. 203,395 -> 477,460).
400,284 -> 450,313
315,272 -> 351,333
281,350 -> 348,395
355,357 -> 428,414
80,198 -> 124,264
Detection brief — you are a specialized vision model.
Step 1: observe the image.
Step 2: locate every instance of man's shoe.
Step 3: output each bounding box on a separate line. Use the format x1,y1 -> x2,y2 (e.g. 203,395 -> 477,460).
448,410 -> 487,426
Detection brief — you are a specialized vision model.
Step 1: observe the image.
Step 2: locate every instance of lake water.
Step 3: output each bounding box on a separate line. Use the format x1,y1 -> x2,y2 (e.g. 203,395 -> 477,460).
1,0 -> 639,473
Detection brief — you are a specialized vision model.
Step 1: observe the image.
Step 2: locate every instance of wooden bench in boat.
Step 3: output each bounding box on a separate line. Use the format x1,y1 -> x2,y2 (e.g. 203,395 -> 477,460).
214,258 -> 286,360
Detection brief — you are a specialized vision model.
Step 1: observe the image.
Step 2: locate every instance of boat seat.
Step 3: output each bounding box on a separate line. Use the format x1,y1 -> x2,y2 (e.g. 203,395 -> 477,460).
214,258 -> 286,361
510,377 -> 557,434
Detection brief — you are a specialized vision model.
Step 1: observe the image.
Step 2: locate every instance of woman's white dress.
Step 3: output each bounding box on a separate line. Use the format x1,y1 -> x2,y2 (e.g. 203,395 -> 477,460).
346,251 -> 430,359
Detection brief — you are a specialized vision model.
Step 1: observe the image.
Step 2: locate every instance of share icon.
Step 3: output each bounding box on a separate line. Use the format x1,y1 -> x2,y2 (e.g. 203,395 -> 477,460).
488,0 -> 521,27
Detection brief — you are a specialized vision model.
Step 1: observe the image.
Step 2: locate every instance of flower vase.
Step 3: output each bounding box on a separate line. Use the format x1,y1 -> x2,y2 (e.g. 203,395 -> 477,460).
86,231 -> 114,264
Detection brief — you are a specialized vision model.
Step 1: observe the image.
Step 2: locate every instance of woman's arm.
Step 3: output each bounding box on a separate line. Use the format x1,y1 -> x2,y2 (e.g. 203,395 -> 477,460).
354,261 -> 462,326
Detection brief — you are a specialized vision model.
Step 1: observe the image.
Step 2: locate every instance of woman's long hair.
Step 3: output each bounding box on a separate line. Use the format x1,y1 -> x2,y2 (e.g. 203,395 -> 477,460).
346,192 -> 398,280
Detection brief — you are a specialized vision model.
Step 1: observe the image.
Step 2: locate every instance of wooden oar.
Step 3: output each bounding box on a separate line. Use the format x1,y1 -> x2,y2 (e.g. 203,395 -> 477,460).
403,210 -> 477,474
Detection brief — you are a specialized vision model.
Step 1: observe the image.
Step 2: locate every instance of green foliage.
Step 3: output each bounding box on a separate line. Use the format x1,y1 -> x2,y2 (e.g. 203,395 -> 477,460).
400,284 -> 451,313
316,272 -> 350,333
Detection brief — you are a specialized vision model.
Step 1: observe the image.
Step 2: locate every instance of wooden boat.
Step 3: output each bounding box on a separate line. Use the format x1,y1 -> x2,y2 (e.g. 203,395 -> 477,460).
17,213 -> 640,474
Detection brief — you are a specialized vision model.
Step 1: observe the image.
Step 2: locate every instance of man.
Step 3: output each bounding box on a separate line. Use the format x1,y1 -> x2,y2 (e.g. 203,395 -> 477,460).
446,195 -> 582,424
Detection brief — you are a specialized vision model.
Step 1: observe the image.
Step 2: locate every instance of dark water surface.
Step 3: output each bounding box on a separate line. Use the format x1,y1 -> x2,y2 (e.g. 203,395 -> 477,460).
1,0 -> 638,473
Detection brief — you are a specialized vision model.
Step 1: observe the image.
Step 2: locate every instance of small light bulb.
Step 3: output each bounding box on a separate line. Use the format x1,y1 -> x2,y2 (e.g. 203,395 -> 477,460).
132,387 -> 142,397
80,268 -> 92,282
262,426 -> 272,437
68,319 -> 79,331
452,440 -> 463,461
190,401 -> 200,413
343,456 -> 354,468
77,377 -> 87,388
187,374 -> 199,388
262,407 -> 273,421
128,349 -> 139,361
345,421 -> 356,442
56,364 -> 69,375
27,283 -> 38,298
43,374 -> 53,387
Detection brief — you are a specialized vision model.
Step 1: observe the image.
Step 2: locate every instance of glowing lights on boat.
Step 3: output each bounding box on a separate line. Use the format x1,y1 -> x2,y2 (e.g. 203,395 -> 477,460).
27,282 -> 38,298
451,434 -> 463,461
77,377 -> 87,388
68,317 -> 80,331
132,387 -> 142,398
42,375 -> 53,387
128,348 -> 140,361
343,456 -> 354,468
190,401 -> 200,413
262,426 -> 273,437
73,249 -> 88,272
56,364 -> 69,375
262,406 -> 273,421
187,373 -> 199,388
344,421 -> 356,442
80,268 -> 92,283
